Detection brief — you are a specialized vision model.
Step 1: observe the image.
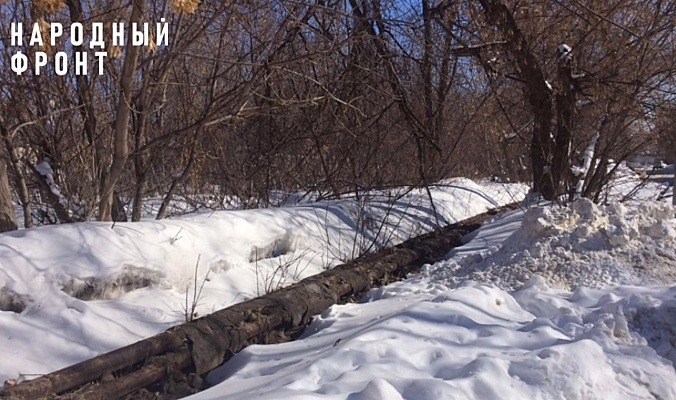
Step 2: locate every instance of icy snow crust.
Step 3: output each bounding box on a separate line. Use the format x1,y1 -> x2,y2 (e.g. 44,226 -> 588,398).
424,199 -> 676,291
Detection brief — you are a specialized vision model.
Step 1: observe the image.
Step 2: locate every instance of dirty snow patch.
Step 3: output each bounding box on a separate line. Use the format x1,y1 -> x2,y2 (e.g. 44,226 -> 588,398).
423,199 -> 676,290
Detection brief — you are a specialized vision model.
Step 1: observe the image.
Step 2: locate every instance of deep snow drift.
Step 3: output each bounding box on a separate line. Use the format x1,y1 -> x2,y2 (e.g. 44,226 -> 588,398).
1,169 -> 674,400
425,199 -> 676,290
191,198 -> 675,400
196,282 -> 675,400
0,180 -> 526,386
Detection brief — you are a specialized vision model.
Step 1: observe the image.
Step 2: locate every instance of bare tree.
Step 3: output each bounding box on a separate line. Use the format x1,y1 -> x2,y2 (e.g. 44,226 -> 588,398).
0,0 -> 672,227
459,0 -> 675,201
0,138 -> 17,233
96,0 -> 145,221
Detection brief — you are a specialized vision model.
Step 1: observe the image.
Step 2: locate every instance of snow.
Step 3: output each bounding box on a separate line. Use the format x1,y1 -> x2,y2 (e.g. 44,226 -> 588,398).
557,43 -> 573,62
190,173 -> 674,399
0,180 -> 527,384
34,159 -> 53,181
34,158 -> 61,196
424,199 -> 676,290
1,170 -> 675,400
196,282 -> 675,400
573,132 -> 599,195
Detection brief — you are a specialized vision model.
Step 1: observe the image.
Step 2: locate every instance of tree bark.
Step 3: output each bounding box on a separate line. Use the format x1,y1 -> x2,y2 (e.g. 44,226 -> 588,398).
4,143 -> 32,229
131,172 -> 147,222
477,0 -> 556,199
131,114 -> 149,222
0,145 -> 17,233
30,164 -> 75,224
0,123 -> 28,229
98,0 -> 145,221
111,191 -> 128,222
552,55 -> 575,198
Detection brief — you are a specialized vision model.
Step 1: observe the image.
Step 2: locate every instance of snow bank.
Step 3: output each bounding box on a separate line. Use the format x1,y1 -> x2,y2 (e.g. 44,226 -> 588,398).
194,281 -> 675,400
190,197 -> 675,400
2,172 -> 673,399
0,181 -> 526,384
424,199 -> 676,290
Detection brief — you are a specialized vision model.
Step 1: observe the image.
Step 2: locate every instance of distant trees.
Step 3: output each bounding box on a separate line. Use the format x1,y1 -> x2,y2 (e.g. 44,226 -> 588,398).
0,0 -> 673,230
469,0 -> 674,200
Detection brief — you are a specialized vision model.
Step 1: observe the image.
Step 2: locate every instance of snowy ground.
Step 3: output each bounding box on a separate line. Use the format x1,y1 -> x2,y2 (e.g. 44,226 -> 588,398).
188,171 -> 675,400
1,169 -> 674,400
0,179 -> 526,386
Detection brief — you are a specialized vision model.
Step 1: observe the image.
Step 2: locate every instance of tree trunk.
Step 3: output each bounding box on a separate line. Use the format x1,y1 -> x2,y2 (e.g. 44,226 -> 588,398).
132,173 -> 147,222
0,123 -> 30,229
421,0 -> 434,136
552,55 -> 575,198
0,145 -> 18,233
131,112 -> 149,222
5,140 -> 32,229
66,0 -> 107,221
98,0 -> 145,221
30,164 -> 75,224
111,191 -> 128,222
478,0 -> 556,200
